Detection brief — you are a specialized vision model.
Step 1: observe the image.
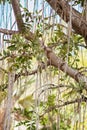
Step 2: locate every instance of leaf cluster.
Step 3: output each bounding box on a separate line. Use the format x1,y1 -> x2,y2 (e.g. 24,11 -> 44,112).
0,34 -> 44,73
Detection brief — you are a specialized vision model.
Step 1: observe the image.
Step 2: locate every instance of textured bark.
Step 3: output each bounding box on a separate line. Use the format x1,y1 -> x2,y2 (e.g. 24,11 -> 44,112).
45,47 -> 87,89
46,0 -> 87,42
11,0 -> 25,32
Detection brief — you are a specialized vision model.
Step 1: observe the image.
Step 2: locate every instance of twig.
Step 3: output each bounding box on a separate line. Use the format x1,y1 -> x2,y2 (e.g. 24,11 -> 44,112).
40,96 -> 87,118
15,61 -> 50,81
0,28 -> 18,35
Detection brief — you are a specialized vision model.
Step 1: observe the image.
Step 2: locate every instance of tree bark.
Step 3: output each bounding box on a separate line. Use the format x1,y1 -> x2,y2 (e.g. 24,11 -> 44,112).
45,47 -> 87,89
11,0 -> 25,33
46,0 -> 87,43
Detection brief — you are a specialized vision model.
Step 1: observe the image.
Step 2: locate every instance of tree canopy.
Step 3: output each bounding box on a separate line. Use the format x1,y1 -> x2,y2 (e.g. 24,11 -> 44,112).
0,0 -> 87,130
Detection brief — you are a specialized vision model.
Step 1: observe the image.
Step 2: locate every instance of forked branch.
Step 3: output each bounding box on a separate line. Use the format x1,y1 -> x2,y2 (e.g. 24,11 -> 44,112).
11,0 -> 87,90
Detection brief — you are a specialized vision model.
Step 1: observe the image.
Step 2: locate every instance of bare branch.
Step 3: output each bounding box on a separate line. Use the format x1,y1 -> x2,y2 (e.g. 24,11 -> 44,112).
0,28 -> 18,35
11,0 -> 25,32
40,96 -> 87,118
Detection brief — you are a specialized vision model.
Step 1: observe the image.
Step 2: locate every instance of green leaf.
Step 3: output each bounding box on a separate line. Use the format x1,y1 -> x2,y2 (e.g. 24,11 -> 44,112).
8,45 -> 16,51
3,50 -> 7,56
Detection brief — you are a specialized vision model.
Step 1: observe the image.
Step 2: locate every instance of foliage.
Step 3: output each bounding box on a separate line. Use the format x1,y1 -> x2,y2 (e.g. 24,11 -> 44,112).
19,94 -> 34,109
0,33 -> 44,74
0,0 -> 87,130
15,108 -> 36,130
0,22 -> 86,129
15,93 -> 73,130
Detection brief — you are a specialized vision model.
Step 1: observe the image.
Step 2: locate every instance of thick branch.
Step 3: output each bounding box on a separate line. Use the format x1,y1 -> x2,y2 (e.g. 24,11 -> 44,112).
46,0 -> 87,43
45,47 -> 87,89
11,0 -> 87,89
11,0 -> 25,32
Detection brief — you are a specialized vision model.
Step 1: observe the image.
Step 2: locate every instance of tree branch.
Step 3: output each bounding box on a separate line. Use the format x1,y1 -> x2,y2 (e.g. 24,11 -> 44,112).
40,96 -> 87,118
15,61 -> 50,81
11,0 -> 87,90
46,0 -> 87,44
11,0 -> 25,33
0,28 -> 18,35
45,47 -> 87,89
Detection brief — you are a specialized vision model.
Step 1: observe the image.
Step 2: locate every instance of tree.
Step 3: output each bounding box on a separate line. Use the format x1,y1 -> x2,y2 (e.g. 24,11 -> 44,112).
0,0 -> 87,129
